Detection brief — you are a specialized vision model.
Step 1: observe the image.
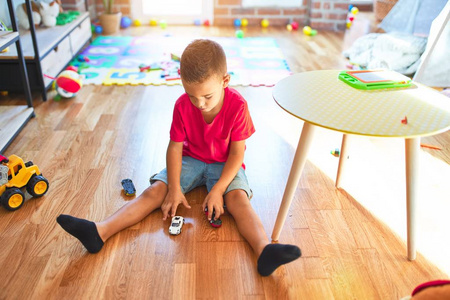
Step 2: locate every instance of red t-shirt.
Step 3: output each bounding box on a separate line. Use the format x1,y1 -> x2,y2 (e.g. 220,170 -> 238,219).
170,87 -> 255,167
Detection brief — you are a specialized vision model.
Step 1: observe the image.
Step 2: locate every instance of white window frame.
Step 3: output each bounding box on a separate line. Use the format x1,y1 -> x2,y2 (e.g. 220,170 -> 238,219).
131,0 -> 214,25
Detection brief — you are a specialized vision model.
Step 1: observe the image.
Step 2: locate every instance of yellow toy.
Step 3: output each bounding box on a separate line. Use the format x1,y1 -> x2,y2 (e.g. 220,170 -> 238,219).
303,25 -> 317,36
0,154 -> 49,211
261,19 -> 269,28
159,20 -> 167,29
346,5 -> 359,28
133,19 -> 142,26
150,19 -> 158,26
241,18 -> 248,27
303,26 -> 312,35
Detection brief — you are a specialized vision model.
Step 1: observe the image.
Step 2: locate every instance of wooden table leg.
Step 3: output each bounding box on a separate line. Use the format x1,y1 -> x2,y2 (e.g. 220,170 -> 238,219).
271,122 -> 316,242
405,138 -> 420,260
335,134 -> 349,188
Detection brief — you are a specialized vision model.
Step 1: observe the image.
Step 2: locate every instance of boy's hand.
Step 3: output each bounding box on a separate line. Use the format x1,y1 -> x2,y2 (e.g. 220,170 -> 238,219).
162,189 -> 191,220
202,190 -> 224,221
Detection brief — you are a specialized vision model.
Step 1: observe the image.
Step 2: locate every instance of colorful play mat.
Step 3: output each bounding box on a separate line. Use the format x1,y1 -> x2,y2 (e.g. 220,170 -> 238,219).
72,36 -> 292,87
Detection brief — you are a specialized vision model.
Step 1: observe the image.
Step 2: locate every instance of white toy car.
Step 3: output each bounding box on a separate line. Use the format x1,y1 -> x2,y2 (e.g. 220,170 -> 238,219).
169,216 -> 184,235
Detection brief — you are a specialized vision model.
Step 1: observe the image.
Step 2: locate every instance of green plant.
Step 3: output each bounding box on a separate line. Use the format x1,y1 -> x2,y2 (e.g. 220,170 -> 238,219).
102,0 -> 115,14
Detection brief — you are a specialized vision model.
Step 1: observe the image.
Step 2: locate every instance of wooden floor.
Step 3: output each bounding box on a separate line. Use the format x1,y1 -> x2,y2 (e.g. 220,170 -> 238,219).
1,16 -> 449,299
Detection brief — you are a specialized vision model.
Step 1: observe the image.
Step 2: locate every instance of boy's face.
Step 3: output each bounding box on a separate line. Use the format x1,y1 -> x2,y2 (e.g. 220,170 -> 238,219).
182,74 -> 230,114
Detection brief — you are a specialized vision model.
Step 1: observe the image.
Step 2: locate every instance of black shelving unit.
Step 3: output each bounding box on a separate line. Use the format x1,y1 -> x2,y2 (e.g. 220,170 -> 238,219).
0,0 -> 35,153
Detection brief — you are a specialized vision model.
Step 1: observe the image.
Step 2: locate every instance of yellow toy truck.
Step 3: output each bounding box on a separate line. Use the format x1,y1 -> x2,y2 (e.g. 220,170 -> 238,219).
0,154 -> 49,211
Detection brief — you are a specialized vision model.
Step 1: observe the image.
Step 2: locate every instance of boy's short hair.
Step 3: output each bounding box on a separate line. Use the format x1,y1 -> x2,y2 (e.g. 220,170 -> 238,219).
180,39 -> 227,84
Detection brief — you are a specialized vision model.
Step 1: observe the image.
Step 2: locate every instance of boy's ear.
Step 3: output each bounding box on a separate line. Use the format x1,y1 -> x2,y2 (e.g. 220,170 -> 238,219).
222,73 -> 231,88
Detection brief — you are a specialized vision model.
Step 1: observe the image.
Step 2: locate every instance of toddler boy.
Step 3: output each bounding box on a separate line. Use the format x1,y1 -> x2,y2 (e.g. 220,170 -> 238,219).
57,39 -> 301,276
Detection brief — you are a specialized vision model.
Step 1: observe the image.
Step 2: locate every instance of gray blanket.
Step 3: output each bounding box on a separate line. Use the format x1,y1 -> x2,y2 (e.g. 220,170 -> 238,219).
342,32 -> 427,74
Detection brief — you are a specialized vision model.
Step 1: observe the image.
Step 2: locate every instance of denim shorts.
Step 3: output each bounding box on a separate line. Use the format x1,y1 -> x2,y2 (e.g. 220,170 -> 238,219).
150,156 -> 253,199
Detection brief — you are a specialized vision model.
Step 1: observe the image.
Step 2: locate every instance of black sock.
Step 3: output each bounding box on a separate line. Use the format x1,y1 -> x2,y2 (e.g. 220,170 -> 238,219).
57,214 -> 104,253
257,244 -> 301,276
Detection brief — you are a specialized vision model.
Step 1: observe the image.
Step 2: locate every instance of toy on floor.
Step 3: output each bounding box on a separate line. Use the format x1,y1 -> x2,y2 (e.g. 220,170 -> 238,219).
204,207 -> 222,228
139,62 -> 180,80
420,143 -> 442,150
241,18 -> 248,27
160,61 -> 181,80
194,19 -> 201,26
149,19 -> 158,26
169,216 -> 184,235
67,56 -> 90,72
261,19 -> 269,28
139,63 -> 163,72
287,21 -> 299,31
121,16 -> 132,28
0,154 -> 49,211
121,178 -> 136,196
203,19 -> 210,26
234,19 -> 241,27
303,26 -> 317,36
139,55 -> 181,80
95,25 -> 103,34
331,148 -> 340,157
346,5 -> 359,29
133,19 -> 141,26
53,67 -> 83,100
171,53 -> 181,62
235,29 -> 244,38
159,20 -> 167,29
77,55 -> 90,63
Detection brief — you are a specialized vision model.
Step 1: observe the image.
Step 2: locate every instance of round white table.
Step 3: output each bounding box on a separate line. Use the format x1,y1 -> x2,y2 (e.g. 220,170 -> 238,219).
271,70 -> 450,260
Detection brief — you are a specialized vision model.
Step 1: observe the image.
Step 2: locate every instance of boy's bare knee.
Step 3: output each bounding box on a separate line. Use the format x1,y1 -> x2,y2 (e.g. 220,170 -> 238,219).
225,190 -> 250,213
141,181 -> 167,205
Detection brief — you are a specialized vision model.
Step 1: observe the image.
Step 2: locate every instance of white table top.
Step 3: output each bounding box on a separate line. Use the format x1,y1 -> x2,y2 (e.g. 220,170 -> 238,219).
273,70 -> 450,138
